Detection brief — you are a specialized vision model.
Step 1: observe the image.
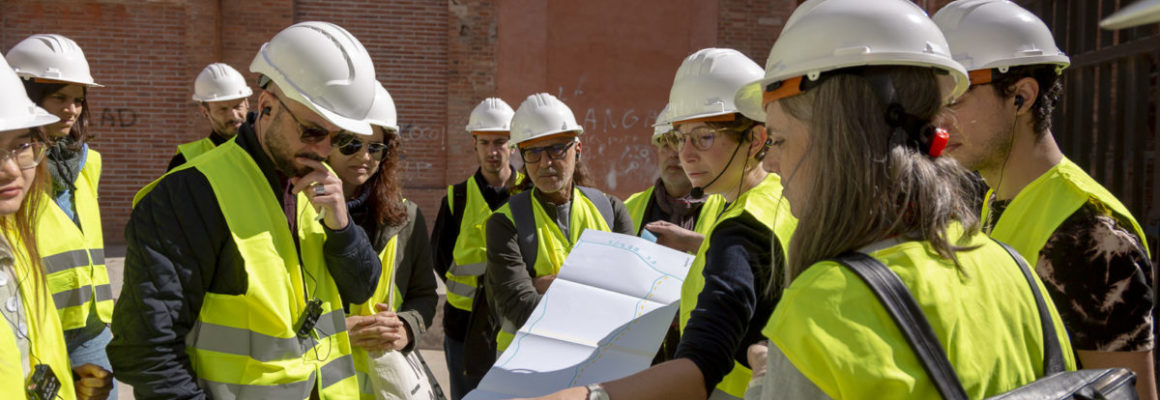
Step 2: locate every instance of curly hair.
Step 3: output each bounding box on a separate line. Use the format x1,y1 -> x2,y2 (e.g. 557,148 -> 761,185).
23,81 -> 92,150
989,64 -> 1063,138
359,128 -> 408,228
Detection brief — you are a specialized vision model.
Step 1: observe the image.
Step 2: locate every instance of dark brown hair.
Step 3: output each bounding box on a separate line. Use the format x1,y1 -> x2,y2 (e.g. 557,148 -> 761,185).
989,65 -> 1062,138
359,128 -> 407,228
23,80 -> 92,150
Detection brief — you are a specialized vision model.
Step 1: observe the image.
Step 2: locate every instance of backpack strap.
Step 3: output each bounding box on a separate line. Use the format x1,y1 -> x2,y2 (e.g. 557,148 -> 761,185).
508,191 -> 538,275
451,181 -> 468,219
991,239 -> 1067,375
831,252 -> 969,400
576,186 -> 615,228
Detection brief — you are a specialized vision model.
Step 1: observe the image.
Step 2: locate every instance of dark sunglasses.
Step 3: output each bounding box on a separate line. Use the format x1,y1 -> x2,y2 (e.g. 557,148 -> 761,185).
271,94 -> 337,144
334,133 -> 389,161
520,140 -> 577,163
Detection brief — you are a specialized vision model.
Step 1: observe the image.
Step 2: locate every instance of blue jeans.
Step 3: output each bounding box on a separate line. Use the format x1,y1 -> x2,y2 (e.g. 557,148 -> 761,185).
444,336 -> 482,400
65,309 -> 117,400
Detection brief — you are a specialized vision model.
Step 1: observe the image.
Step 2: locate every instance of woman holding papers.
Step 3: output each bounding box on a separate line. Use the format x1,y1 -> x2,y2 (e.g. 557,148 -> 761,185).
531,47 -> 797,400
335,83 -> 439,399
745,0 -> 1076,398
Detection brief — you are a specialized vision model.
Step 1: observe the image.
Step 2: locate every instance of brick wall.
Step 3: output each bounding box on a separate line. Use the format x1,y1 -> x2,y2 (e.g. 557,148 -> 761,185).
2,0 -> 960,244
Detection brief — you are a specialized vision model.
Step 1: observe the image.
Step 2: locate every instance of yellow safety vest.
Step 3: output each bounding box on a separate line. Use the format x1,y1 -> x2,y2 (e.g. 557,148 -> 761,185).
679,173 -> 796,399
175,137 -> 218,164
765,226 -> 1077,399
0,233 -> 77,400
983,157 -> 1150,266
36,148 -> 111,331
136,142 -> 358,399
623,185 -> 726,236
444,174 -> 523,312
493,187 -> 612,352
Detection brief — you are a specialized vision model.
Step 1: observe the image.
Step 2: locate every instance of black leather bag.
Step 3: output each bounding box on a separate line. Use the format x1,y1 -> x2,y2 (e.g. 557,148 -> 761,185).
831,240 -> 1137,400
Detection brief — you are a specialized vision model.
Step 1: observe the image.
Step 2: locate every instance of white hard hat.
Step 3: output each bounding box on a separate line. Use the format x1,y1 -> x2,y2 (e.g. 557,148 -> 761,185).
1101,0 -> 1160,29
934,0 -> 1069,83
0,55 -> 59,132
6,34 -> 103,87
666,48 -> 763,126
651,104 -> 673,145
251,21 -> 376,135
735,0 -> 968,121
192,63 -> 253,102
365,82 -> 399,133
466,97 -> 514,133
509,93 -> 583,148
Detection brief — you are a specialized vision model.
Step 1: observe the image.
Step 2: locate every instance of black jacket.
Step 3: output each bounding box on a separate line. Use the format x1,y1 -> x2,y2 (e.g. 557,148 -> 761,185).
109,121 -> 381,400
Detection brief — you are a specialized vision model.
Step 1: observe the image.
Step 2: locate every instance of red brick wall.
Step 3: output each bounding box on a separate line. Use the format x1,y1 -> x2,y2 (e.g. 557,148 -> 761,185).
294,0 -> 451,223
2,0 -> 961,244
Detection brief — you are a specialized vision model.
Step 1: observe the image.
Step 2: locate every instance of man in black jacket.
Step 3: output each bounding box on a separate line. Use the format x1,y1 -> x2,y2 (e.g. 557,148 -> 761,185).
109,21 -> 382,399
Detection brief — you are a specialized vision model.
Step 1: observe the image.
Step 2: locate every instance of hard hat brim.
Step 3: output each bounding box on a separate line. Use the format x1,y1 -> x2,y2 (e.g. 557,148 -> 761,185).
192,87 -> 254,103
734,80 -> 766,122
20,75 -> 103,88
1,108 -> 60,132
1101,0 -> 1160,29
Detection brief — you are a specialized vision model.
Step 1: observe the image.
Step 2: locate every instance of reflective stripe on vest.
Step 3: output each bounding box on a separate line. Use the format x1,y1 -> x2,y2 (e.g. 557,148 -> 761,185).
983,157 -> 1150,267
37,148 -> 111,330
176,137 -> 218,164
624,186 -> 726,236
679,173 -> 797,398
350,210 -> 405,399
1,233 -> 78,399
493,187 -> 612,353
139,141 -> 358,399
445,174 -> 521,311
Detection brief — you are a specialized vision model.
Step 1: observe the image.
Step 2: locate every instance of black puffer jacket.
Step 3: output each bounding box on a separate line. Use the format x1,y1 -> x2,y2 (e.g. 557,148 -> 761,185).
108,120 -> 382,400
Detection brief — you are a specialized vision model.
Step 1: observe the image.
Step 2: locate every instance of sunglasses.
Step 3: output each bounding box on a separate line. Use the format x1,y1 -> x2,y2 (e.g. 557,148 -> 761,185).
271,94 -> 337,144
520,140 -> 577,163
334,133 -> 389,161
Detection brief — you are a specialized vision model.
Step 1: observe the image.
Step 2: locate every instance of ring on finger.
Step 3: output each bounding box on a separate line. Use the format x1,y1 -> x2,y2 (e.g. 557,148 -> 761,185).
312,182 -> 327,196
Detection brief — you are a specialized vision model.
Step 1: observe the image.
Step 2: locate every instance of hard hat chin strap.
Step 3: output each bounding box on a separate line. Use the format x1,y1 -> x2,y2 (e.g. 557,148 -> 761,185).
859,70 -> 949,158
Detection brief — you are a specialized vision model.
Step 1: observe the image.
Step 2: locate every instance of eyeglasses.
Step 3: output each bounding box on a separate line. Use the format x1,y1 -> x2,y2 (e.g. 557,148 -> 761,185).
660,127 -> 723,151
520,140 -> 577,163
1,140 -> 46,170
271,94 -> 337,144
334,133 -> 389,161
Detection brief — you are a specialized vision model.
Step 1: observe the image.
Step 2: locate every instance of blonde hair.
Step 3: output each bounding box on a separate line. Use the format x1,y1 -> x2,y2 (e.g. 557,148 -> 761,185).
777,67 -> 980,282
0,129 -> 51,314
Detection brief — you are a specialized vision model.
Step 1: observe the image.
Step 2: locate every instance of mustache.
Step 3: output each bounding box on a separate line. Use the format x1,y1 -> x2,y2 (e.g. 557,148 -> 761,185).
537,167 -> 559,177
295,152 -> 326,162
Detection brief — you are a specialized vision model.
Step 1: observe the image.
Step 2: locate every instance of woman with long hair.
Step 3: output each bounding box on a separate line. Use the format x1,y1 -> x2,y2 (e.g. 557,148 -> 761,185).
336,84 -> 440,398
6,34 -> 116,398
744,0 -> 1075,398
530,48 -> 797,400
0,55 -> 112,399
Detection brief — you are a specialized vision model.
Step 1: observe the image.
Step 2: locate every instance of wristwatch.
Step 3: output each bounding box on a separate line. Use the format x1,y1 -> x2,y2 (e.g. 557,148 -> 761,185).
586,383 -> 609,400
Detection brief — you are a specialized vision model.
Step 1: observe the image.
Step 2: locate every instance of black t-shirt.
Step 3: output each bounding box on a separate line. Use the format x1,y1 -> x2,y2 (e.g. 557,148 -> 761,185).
991,197 -> 1154,352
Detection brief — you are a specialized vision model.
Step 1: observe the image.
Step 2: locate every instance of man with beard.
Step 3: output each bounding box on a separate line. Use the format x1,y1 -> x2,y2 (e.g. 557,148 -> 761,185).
168,63 -> 253,170
109,22 -> 382,399
936,2 -> 1156,398
485,93 -> 634,357
430,97 -> 522,399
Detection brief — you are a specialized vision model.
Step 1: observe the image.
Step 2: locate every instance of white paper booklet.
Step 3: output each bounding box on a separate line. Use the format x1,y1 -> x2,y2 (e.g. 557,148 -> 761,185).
464,229 -> 694,400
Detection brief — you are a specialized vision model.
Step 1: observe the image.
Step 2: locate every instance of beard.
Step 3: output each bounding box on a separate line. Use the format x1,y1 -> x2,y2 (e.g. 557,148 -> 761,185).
265,115 -> 325,177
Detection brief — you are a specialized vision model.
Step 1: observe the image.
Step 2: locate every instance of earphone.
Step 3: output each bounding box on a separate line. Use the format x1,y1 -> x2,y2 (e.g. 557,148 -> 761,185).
261,107 -> 271,116
1014,95 -> 1025,111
